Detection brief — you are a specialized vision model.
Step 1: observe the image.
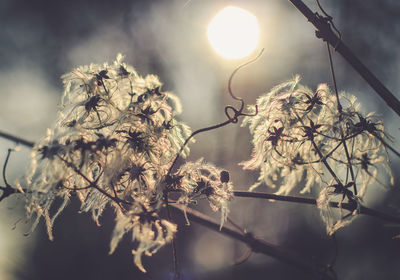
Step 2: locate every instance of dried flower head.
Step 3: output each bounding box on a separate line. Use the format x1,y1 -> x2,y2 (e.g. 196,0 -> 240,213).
173,159 -> 234,228
241,76 -> 394,234
20,54 -> 209,272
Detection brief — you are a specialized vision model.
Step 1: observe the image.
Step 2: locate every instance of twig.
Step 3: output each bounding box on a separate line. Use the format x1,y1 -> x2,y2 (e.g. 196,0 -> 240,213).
326,41 -> 358,195
371,131 -> 400,158
0,131 -> 34,148
233,191 -> 400,224
167,50 -> 263,174
288,0 -> 400,117
170,204 -> 334,280
1,131 -> 399,224
292,108 -> 343,187
232,247 -> 252,266
2,149 -> 13,188
56,155 -> 130,206
227,216 -> 246,234
165,192 -> 180,279
0,149 -> 19,202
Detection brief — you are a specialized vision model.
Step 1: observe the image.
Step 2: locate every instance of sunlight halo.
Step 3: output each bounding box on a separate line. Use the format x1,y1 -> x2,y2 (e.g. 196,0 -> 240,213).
207,6 -> 259,59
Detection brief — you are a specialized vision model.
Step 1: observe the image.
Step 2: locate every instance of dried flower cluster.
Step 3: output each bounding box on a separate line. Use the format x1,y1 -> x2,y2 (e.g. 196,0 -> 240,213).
16,54 -> 394,274
241,76 -> 393,234
20,55 -> 233,272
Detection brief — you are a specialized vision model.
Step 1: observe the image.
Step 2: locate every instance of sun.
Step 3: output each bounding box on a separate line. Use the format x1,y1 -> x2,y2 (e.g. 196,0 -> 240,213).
207,6 -> 260,59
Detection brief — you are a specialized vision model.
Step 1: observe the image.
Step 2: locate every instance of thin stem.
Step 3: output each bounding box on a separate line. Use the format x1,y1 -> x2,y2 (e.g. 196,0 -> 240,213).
292,108 -> 343,186
294,139 -> 355,166
371,131 -> 400,158
168,119 -> 233,174
227,49 -> 264,112
227,216 -> 246,234
0,131 -> 34,148
0,129 -> 397,223
167,51 -> 263,174
288,0 -> 400,117
311,140 -> 342,186
232,248 -> 253,266
233,191 -> 400,224
165,193 -> 180,279
326,42 -> 358,195
170,204 -> 334,280
2,149 -> 12,188
326,44 -> 341,112
0,149 -> 18,202
57,155 -> 130,206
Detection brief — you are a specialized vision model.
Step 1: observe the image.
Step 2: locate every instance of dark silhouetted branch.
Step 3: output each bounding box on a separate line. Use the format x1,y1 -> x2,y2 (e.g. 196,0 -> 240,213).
0,131 -> 399,224
234,191 -> 400,224
288,0 -> 400,117
170,204 -> 335,280
0,131 -> 34,148
0,149 -> 20,201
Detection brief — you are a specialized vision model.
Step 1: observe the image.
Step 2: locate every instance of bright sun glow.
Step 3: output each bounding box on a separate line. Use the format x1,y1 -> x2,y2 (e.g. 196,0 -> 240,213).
207,6 -> 259,59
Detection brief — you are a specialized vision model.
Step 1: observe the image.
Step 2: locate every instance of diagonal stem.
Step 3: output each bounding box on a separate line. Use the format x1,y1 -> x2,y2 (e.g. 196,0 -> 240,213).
233,191 -> 400,224
167,51 -> 263,175
165,192 -> 180,279
288,0 -> 400,117
0,131 -> 34,148
326,42 -> 358,195
170,204 -> 335,280
1,131 -> 399,224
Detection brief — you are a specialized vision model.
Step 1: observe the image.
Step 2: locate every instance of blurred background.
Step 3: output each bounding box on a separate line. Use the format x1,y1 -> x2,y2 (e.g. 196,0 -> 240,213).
0,0 -> 399,279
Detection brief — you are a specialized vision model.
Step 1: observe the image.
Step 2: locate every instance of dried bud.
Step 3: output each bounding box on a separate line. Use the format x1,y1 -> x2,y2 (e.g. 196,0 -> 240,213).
220,170 -> 230,183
